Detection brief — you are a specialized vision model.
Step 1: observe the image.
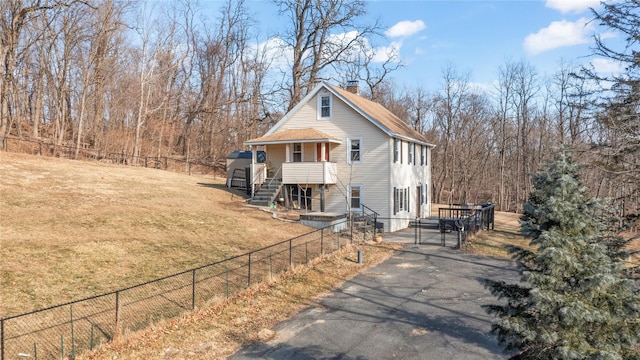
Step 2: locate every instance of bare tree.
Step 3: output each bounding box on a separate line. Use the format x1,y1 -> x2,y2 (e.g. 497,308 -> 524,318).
577,0 -> 640,219
431,63 -> 470,204
0,0 -> 80,148
274,0 -> 374,110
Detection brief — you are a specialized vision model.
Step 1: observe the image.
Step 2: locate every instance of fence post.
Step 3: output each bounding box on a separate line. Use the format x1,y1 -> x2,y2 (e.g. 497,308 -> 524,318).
350,215 -> 353,244
373,213 -> 378,237
247,253 -> 252,288
191,269 -> 196,310
115,291 -> 120,336
1,318 -> 4,360
70,305 -> 75,358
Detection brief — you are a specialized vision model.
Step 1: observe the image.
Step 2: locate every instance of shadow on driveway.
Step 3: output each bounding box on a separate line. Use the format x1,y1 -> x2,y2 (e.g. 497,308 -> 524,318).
230,229 -> 518,360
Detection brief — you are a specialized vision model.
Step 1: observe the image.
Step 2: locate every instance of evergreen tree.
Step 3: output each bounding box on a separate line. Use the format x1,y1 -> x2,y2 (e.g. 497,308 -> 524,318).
483,148 -> 640,359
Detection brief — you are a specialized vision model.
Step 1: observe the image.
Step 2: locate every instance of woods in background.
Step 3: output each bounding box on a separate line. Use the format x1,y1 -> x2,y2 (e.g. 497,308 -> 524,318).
1,0 -> 637,219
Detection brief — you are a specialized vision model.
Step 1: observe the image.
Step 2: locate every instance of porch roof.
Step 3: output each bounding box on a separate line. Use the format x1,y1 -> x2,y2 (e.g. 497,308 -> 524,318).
245,128 -> 342,146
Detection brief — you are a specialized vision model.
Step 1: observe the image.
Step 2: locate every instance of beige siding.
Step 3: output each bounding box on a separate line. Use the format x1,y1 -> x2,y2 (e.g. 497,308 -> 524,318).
272,89 -> 431,232
265,145 -> 286,174
275,90 -> 391,218
303,142 -> 315,162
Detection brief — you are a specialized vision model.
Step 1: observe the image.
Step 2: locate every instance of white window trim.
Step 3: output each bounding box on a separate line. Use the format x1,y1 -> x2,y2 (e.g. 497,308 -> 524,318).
317,93 -> 332,120
394,139 -> 401,163
291,142 -> 303,162
421,145 -> 427,166
409,142 -> 414,165
347,137 -> 362,164
348,184 -> 363,211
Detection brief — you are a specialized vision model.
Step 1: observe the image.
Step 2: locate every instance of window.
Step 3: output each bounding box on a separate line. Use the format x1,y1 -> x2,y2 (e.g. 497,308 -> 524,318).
348,137 -> 362,163
318,94 -> 332,119
393,187 -> 410,214
409,143 -> 414,165
421,183 -> 427,204
404,187 -> 409,213
421,145 -> 427,166
292,143 -> 302,162
349,185 -> 362,210
393,187 -> 399,215
394,139 -> 401,163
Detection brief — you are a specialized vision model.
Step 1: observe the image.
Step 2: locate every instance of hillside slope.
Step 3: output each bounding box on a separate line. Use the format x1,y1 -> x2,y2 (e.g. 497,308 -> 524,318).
0,152 -> 310,317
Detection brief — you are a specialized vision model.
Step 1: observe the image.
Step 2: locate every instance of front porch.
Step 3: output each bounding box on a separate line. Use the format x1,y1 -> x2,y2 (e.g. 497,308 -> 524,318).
244,128 -> 342,209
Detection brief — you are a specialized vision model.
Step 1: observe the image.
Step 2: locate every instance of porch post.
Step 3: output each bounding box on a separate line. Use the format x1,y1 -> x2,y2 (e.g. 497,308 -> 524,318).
250,145 -> 255,198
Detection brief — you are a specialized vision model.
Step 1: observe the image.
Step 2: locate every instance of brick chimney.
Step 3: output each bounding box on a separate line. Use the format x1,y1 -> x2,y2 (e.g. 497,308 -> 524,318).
345,80 -> 360,95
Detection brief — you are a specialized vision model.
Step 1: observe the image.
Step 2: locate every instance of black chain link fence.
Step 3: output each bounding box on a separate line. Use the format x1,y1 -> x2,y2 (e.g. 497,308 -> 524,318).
0,223 -> 360,360
3,136 -> 223,175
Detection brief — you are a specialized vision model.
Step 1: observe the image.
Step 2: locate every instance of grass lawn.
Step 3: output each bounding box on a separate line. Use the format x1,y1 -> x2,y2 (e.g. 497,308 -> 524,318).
0,152 -> 311,317
2,152 -> 636,359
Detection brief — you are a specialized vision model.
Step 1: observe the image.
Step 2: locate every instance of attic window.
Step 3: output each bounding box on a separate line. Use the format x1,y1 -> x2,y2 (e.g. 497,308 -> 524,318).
318,94 -> 332,119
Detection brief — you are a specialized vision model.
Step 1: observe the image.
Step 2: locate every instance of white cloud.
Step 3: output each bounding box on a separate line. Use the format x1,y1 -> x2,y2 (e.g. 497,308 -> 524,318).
385,20 -> 426,38
372,41 -> 402,63
524,18 -> 593,55
591,57 -> 625,74
545,0 -> 600,13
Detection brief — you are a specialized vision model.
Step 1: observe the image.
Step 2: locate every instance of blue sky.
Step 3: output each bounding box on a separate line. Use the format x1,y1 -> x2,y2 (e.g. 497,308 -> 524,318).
203,0 -> 622,93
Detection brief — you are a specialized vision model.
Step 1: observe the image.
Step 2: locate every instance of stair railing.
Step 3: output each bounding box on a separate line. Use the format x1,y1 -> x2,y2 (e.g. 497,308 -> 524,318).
352,204 -> 380,236
251,166 -> 282,204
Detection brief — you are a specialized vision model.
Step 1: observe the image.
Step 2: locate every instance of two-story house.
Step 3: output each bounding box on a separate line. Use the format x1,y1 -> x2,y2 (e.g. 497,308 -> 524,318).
244,81 -> 435,232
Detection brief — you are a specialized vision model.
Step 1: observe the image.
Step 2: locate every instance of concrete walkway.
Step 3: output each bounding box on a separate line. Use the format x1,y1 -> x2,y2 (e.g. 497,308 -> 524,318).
230,229 -> 519,360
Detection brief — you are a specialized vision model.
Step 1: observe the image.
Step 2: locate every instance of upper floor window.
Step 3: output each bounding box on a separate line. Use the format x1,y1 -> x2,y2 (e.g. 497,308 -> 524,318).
394,139 -> 402,163
292,143 -> 302,162
348,137 -> 362,164
421,145 -> 427,166
409,142 -> 415,165
318,94 -> 332,119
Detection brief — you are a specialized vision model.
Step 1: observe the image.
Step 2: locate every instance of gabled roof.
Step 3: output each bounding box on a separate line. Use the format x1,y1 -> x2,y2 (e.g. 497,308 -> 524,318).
245,81 -> 435,147
325,83 -> 434,146
245,128 -> 341,146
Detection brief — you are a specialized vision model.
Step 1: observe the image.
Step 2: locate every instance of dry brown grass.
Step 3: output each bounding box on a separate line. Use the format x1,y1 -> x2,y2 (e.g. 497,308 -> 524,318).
0,152 -> 311,317
431,204 -> 528,259
78,242 -> 402,359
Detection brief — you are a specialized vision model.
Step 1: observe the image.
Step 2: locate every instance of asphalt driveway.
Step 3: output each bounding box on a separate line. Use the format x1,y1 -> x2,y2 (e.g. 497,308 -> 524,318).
230,230 -> 519,360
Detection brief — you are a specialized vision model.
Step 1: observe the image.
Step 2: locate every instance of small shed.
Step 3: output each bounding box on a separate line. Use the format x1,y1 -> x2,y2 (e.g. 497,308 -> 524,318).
226,150 -> 266,189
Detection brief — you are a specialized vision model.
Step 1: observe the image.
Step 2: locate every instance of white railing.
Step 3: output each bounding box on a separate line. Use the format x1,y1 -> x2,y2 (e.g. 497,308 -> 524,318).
282,162 -> 337,184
